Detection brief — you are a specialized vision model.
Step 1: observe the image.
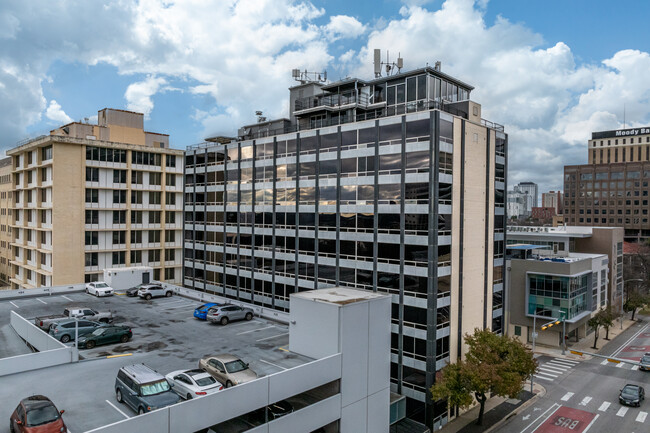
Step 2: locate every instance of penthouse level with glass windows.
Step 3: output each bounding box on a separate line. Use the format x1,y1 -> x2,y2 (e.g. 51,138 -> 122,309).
183,65 -> 507,430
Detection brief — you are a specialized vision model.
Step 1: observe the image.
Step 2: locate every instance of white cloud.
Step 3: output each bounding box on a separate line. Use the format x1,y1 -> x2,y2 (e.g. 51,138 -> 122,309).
325,15 -> 366,41
45,100 -> 72,124
124,76 -> 167,117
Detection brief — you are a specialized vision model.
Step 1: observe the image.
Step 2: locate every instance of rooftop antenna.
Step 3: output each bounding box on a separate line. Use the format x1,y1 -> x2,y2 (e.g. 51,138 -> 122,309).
373,49 -> 404,77
624,103 -> 626,129
292,69 -> 328,84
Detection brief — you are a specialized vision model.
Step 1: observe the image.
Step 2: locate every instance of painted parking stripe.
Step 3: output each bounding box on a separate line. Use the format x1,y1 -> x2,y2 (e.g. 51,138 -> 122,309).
631,365 -> 639,371
256,332 -> 289,342
105,400 -> 130,419
36,298 -> 47,304
616,407 -> 628,417
598,401 -> 610,412
533,375 -> 553,381
636,411 -> 648,423
537,368 -> 559,377
561,392 -> 574,401
9,301 -> 19,308
61,295 -> 74,302
553,358 -> 579,364
259,359 -> 287,371
579,396 -> 592,406
237,325 -> 275,335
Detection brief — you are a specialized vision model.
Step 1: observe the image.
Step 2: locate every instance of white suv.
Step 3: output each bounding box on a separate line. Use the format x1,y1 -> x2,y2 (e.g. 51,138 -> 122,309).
86,282 -> 114,297
137,284 -> 173,300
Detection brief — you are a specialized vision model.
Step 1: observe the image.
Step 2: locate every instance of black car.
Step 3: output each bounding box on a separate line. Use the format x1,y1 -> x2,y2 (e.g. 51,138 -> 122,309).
640,353 -> 650,371
619,384 -> 645,407
126,284 -> 146,297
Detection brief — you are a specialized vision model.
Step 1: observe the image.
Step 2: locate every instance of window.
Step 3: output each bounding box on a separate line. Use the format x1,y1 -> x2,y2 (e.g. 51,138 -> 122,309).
131,211 -> 143,224
86,210 -> 99,224
131,250 -> 142,264
165,231 -> 175,243
132,151 -> 161,166
85,189 -> 99,203
149,173 -> 161,186
148,230 -> 161,243
41,188 -> 47,203
165,249 -> 175,261
166,173 -> 176,186
166,155 -> 176,168
85,231 -> 98,245
165,192 -> 176,205
149,192 -> 161,205
132,171 -> 144,184
112,231 -> 126,245
113,169 -> 127,184
113,210 -> 126,224
148,249 -> 161,262
148,211 -> 161,224
40,168 -> 49,182
131,191 -> 143,204
164,268 -> 175,280
41,146 -> 52,161
85,253 -> 98,267
165,212 -> 176,224
131,230 -> 143,244
113,190 -> 127,204
112,251 -> 126,265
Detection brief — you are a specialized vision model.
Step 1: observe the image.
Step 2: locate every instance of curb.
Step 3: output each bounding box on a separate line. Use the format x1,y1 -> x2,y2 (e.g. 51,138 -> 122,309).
484,384 -> 546,433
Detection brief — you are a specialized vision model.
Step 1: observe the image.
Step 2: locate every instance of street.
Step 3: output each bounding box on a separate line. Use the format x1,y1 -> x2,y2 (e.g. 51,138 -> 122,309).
499,318 -> 650,433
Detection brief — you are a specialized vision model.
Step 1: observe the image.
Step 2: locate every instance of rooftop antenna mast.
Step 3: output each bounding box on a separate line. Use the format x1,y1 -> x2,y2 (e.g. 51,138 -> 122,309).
291,69 -> 328,84
373,49 -> 403,78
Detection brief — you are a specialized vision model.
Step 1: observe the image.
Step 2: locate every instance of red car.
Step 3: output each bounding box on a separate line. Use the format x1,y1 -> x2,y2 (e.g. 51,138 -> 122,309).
10,395 -> 67,433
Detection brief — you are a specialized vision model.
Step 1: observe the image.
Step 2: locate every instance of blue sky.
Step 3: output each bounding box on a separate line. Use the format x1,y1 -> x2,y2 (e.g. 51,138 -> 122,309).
3,0 -> 650,193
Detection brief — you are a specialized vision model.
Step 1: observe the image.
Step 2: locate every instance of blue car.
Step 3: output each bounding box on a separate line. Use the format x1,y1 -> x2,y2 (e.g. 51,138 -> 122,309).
194,303 -> 221,320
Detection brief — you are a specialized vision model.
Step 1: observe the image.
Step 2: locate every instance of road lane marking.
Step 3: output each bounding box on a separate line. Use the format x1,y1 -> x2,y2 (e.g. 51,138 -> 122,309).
256,332 -> 289,342
9,301 -> 18,308
616,407 -> 628,417
612,321 -> 650,357
579,396 -> 592,406
521,403 -> 560,433
237,325 -> 275,335
537,368 -> 559,377
105,400 -> 130,419
582,414 -> 599,433
636,411 -> 647,423
598,401 -> 610,412
616,362 -> 624,368
601,359 -> 609,365
561,392 -> 574,401
36,298 -> 47,304
631,365 -> 639,371
533,375 -> 553,381
61,295 -> 74,302
259,359 -> 287,371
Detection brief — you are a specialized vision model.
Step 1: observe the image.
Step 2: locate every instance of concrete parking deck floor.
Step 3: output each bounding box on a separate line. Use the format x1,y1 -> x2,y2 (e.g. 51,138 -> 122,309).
0,292 -> 311,433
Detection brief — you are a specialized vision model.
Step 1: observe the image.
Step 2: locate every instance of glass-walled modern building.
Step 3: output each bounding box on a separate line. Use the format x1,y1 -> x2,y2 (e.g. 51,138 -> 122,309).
183,66 -> 507,429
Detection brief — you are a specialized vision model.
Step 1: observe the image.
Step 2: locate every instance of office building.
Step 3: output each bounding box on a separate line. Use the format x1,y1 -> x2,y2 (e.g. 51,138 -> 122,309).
542,190 -> 563,214
565,126 -> 650,242
507,225 -> 623,311
531,206 -> 556,221
516,182 -> 538,211
508,189 -> 530,219
184,65 -> 507,428
7,109 -> 184,289
0,157 -> 12,286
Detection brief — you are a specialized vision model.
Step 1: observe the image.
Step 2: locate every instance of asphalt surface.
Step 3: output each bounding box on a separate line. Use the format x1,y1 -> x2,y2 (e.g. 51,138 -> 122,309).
497,317 -> 650,433
0,292 -> 311,433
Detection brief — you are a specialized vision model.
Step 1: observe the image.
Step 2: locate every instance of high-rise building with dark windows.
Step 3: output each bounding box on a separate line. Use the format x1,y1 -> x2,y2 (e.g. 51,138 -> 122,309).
183,66 -> 507,429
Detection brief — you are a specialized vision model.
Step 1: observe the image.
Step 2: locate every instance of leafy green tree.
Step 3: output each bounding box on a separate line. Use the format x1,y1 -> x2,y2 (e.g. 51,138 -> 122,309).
430,329 -> 537,426
624,291 -> 648,321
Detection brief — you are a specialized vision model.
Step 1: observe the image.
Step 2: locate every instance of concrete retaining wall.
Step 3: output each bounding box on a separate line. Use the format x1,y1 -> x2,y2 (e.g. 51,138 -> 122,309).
0,283 -> 86,300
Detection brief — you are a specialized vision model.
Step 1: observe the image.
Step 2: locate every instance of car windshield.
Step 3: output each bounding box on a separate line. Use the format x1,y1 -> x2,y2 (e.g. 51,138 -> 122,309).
95,283 -> 108,288
195,375 -> 217,387
622,387 -> 639,397
25,405 -> 60,427
642,356 -> 650,363
198,304 -> 211,311
140,380 -> 171,396
225,360 -> 248,373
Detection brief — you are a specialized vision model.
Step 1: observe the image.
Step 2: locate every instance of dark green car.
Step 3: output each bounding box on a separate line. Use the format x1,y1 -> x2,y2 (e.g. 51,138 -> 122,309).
77,325 -> 133,349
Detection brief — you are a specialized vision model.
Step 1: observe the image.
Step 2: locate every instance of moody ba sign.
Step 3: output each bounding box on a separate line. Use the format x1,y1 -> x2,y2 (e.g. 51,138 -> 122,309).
592,127 -> 650,140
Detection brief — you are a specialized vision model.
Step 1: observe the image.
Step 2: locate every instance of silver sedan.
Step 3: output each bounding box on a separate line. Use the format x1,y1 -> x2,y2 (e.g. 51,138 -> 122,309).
165,369 -> 223,400
206,305 -> 254,325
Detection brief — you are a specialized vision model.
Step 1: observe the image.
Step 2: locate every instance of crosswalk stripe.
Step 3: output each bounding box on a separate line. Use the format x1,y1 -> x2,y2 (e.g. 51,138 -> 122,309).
598,402 -> 610,412
549,360 -> 576,367
636,412 -> 648,423
617,407 -> 628,417
542,365 -> 568,373
554,358 -> 579,365
601,359 -> 609,365
537,369 -> 559,377
547,361 -> 571,369
534,375 -> 553,381
579,396 -> 592,406
616,363 -> 624,368
631,365 -> 639,371
561,392 -> 574,401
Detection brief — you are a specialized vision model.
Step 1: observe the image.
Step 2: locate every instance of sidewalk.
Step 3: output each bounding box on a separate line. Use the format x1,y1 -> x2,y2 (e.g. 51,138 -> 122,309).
436,382 -> 545,433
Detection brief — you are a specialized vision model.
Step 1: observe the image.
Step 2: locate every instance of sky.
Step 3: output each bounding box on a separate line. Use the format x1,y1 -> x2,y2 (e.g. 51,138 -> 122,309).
2,0 -> 650,194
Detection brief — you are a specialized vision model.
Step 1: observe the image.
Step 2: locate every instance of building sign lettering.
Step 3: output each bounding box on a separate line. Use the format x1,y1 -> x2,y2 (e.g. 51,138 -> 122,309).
592,127 -> 650,140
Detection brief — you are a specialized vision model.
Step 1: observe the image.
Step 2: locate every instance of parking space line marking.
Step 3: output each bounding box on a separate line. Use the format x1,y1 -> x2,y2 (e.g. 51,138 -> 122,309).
62,295 -> 74,302
259,359 -> 287,371
256,332 -> 289,342
9,301 -> 18,308
106,400 -> 130,419
533,375 -> 553,381
561,392 -> 574,401
36,298 -> 47,304
237,325 -> 275,335
582,414 -> 599,433
631,365 -> 639,371
598,401 -> 610,412
636,411 -> 647,423
579,396 -> 592,406
616,407 -> 628,417
278,346 -> 289,352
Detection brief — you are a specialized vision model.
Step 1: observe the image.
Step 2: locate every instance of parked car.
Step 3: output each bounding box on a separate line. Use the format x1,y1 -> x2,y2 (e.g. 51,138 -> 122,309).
85,281 -> 114,297
126,284 -> 147,297
206,305 -> 254,325
9,395 -> 67,433
199,354 -> 258,387
193,303 -> 222,320
137,284 -> 173,300
49,319 -> 102,343
247,400 -> 294,425
115,364 -> 181,414
34,307 -> 113,331
77,325 -> 132,349
639,353 -> 650,371
165,369 -> 223,399
619,384 -> 645,407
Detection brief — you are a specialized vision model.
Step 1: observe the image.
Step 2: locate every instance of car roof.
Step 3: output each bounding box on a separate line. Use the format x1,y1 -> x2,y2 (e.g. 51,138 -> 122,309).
623,384 -> 642,390
207,354 -> 241,362
120,364 -> 165,382
21,395 -> 54,409
185,369 -> 211,377
54,319 -> 99,326
140,284 -> 161,289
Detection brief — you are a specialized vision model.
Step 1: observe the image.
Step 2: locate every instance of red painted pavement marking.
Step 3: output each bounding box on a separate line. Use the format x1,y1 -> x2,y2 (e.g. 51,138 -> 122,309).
621,345 -> 650,352
641,333 -> 650,338
536,406 -> 596,433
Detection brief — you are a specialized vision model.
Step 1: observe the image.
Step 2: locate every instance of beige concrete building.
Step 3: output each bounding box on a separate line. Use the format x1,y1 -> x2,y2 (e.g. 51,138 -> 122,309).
0,157 -> 13,287
7,108 -> 184,289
